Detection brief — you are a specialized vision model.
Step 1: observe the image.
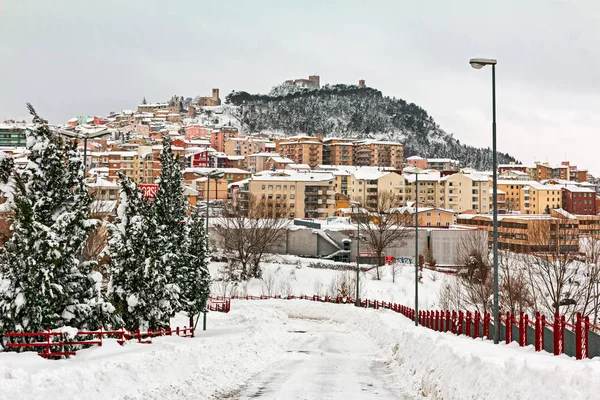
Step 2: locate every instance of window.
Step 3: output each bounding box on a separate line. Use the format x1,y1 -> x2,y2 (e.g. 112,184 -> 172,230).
283,194 -> 287,199
284,185 -> 287,190
268,185 -> 273,190
436,222 -> 441,226
291,185 -> 295,190
446,222 -> 450,226
276,185 -> 281,190
437,212 -> 441,216
290,194 -> 295,199
427,222 -> 431,226
261,185 -> 265,190
427,212 -> 431,216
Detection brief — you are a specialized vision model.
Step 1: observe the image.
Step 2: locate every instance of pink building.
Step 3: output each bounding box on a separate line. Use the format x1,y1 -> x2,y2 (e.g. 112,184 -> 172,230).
406,155 -> 428,169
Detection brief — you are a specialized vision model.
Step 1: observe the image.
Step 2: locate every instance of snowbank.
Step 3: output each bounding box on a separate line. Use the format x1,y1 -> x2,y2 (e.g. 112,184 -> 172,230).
0,306 -> 291,400
265,300 -> 600,400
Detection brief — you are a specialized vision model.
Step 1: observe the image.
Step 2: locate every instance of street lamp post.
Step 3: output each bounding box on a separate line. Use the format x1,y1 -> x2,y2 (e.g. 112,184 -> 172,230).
470,57 -> 499,343
408,166 -> 425,326
414,171 -> 419,326
351,201 -> 361,307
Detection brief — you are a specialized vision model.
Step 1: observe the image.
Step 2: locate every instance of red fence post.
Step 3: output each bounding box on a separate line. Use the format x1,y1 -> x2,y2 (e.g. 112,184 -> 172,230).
483,313 -> 490,339
521,313 -> 528,347
506,311 -> 512,344
576,313 -> 583,360
446,311 -> 451,332
435,311 -> 440,332
553,313 -> 562,355
560,315 -> 566,355
451,311 -> 457,334
583,316 -> 590,359
457,311 -> 463,335
98,327 -> 103,347
466,311 -> 472,337
474,311 -> 480,338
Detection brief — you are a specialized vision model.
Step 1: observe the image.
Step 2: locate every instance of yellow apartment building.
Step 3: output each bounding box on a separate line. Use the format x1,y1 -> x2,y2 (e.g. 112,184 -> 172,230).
224,137 -> 268,158
521,182 -> 563,214
276,136 -> 323,168
248,172 -> 336,219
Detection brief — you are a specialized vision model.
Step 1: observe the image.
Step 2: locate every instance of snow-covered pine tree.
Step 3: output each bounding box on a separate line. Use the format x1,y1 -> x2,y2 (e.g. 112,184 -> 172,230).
152,134 -> 187,311
180,213 -> 211,327
0,104 -> 116,337
107,173 -> 179,330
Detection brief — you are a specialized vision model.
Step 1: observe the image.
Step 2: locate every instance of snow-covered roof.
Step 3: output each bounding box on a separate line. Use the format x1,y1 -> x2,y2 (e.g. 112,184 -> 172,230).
184,167 -> 251,175
427,158 -> 459,164
269,157 -> 295,164
86,177 -> 119,189
287,164 -> 311,170
406,155 -> 424,160
563,185 -> 595,193
251,171 -> 334,182
352,169 -> 390,181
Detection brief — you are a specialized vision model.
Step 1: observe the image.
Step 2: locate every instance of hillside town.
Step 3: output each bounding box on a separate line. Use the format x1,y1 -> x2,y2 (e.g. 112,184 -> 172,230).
1,85 -> 599,265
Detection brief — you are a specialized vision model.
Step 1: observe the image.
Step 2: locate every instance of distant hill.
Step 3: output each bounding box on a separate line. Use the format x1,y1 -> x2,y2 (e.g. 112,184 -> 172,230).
192,83 -> 518,170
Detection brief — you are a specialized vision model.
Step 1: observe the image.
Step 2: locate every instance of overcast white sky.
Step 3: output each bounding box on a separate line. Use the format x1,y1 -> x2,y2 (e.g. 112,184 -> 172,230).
2,1 -> 600,173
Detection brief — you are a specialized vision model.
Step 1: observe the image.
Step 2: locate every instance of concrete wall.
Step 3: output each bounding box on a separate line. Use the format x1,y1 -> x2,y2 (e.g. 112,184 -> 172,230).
212,226 -> 488,267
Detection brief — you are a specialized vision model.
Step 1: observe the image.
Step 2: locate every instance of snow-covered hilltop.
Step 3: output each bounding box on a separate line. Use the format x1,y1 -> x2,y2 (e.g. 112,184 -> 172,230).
189,82 -> 518,171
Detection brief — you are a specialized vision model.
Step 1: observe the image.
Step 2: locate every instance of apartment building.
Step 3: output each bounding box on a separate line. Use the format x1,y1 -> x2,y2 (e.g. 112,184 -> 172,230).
498,163 -> 536,181
561,161 -> 588,183
521,182 -> 563,214
393,206 -> 455,227
0,123 -> 27,147
224,137 -> 269,158
347,169 -> 403,209
247,152 -> 278,173
322,138 -> 354,166
353,140 -> 403,170
210,127 -> 238,153
562,186 -> 597,215
457,209 -> 600,253
427,158 -> 459,172
184,167 -> 252,202
437,173 -> 490,213
276,136 -> 323,168
535,161 -> 569,181
406,156 -> 428,169
247,172 -> 336,219
496,180 -> 537,213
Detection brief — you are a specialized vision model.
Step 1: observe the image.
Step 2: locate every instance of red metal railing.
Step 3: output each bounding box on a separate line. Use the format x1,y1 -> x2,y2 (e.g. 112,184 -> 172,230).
226,294 -> 597,361
3,325 -> 195,358
1,297 -> 230,359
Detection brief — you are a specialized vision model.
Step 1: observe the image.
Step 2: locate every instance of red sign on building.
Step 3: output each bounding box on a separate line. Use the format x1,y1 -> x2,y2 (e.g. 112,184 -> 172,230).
140,184 -> 158,199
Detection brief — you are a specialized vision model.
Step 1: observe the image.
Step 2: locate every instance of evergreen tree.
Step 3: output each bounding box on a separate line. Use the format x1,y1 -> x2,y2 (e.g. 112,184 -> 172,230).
107,174 -> 179,330
180,213 -> 211,326
544,204 -> 551,214
153,135 -> 187,305
0,104 -> 116,336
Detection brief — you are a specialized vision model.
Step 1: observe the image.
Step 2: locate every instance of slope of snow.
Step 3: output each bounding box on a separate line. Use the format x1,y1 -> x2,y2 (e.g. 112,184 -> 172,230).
210,254 -> 446,310
2,299 -> 599,399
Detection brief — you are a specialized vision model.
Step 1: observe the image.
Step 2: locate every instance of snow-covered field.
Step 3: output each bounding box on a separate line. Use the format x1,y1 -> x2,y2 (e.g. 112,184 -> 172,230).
3,257 -> 600,399
210,254 -> 446,310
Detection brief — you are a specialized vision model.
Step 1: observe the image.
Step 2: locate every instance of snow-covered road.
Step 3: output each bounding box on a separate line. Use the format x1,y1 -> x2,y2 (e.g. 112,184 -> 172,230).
222,316 -> 400,399
3,299 -> 600,400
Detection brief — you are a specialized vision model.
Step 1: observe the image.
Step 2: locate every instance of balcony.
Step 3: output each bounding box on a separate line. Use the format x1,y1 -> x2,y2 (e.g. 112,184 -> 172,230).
326,190 -> 335,195
318,190 -> 323,195
326,199 -> 335,205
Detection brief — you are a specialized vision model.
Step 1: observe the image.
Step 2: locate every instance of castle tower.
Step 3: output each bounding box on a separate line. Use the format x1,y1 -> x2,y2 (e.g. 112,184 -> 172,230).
212,88 -> 220,100
308,75 -> 320,88
358,80 -> 365,88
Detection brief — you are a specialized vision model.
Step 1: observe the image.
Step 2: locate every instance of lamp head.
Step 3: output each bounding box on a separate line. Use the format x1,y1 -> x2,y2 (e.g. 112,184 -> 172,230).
469,58 -> 497,69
